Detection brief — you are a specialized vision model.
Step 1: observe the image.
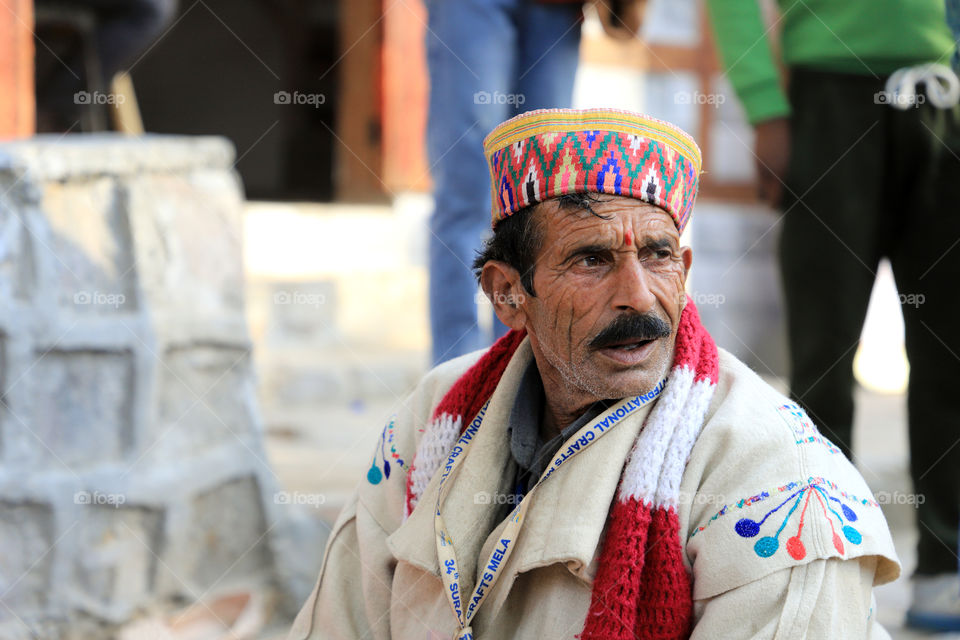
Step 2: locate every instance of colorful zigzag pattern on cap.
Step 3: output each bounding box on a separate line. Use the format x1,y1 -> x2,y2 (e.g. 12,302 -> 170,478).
483,108 -> 702,233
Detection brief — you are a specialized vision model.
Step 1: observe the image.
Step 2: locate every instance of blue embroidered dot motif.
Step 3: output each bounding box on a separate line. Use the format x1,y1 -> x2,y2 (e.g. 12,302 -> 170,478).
734,483 -> 862,560
367,416 -> 407,485
690,477 -> 878,540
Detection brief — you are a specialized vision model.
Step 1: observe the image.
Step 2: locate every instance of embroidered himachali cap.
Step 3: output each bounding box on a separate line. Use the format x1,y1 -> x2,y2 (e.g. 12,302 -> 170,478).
483,107 -> 703,232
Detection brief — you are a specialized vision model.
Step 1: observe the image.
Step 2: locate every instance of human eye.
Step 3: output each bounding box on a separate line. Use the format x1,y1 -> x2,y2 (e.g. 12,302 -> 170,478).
564,245 -> 612,270
577,253 -> 607,267
638,239 -> 676,263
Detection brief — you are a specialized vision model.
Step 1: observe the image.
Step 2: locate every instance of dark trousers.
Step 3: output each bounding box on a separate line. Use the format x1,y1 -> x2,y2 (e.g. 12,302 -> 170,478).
780,67 -> 960,576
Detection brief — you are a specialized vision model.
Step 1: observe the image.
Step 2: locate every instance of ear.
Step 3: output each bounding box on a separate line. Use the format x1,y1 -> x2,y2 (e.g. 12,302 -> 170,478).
678,246 -> 694,311
480,260 -> 529,331
680,246 -> 693,283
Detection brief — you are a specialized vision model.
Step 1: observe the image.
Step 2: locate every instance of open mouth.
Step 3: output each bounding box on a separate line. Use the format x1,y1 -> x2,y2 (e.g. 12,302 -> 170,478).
596,337 -> 659,365
603,338 -> 656,351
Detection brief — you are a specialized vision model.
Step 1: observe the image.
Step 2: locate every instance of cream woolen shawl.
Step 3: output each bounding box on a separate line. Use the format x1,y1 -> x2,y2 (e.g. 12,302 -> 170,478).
403,302 -> 719,640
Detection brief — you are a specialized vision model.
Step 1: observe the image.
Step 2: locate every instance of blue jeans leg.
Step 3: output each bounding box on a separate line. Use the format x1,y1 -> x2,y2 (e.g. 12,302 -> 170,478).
516,1 -> 583,111
426,0 -> 582,365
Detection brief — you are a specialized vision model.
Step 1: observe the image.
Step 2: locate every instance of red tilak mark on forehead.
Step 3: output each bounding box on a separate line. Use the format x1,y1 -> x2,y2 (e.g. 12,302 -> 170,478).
625,230 -> 633,246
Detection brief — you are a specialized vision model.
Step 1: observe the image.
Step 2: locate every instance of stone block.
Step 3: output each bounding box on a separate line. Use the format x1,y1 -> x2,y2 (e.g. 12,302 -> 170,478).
41,177 -> 137,314
0,501 -> 55,623
152,345 -> 257,460
0,334 -> 5,457
32,350 -> 134,468
0,134 -> 293,635
125,173 -> 244,321
0,207 -> 35,302
71,505 -> 163,621
183,477 -> 271,589
0,135 -> 235,182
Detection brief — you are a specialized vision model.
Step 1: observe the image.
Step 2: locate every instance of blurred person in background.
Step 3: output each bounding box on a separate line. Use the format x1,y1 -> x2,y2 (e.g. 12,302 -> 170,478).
36,0 -> 179,132
950,0 -> 960,72
705,0 -> 960,630
425,0 -> 645,366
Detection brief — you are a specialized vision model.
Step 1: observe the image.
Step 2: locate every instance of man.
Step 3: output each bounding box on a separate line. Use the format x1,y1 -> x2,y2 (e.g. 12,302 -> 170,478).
289,109 -> 899,639
703,0 -> 960,629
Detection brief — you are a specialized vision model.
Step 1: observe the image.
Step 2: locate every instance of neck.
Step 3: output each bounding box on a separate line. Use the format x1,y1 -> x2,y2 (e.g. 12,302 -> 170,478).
529,347 -> 603,440
539,380 -> 597,440
540,396 -> 591,442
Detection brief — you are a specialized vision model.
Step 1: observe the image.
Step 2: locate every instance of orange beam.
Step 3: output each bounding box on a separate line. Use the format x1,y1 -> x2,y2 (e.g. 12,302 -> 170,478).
0,0 -> 35,139
336,0 -> 388,202
382,0 -> 430,193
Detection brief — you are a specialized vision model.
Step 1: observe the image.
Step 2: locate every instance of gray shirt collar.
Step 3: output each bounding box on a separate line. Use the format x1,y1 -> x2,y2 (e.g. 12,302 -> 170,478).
507,360 -> 611,492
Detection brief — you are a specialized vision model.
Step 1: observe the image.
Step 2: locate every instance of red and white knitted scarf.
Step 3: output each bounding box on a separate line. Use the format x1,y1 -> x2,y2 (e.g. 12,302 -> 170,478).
404,302 -> 719,640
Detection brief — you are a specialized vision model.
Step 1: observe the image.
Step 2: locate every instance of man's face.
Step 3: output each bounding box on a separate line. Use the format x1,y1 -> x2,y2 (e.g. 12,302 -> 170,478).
519,196 -> 692,406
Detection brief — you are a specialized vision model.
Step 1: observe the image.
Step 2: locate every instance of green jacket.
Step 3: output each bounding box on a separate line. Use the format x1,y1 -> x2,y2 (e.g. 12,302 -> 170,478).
705,0 -> 955,123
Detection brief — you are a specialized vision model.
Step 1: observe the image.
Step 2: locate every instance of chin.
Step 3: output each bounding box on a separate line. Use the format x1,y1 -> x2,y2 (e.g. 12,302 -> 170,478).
600,371 -> 664,400
594,347 -> 672,399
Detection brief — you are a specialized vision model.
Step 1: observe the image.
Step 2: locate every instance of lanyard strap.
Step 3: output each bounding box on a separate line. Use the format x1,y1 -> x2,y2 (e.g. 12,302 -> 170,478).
434,379 -> 666,639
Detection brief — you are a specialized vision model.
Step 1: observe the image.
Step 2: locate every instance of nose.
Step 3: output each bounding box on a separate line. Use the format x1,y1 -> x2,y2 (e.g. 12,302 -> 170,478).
609,255 -> 657,314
